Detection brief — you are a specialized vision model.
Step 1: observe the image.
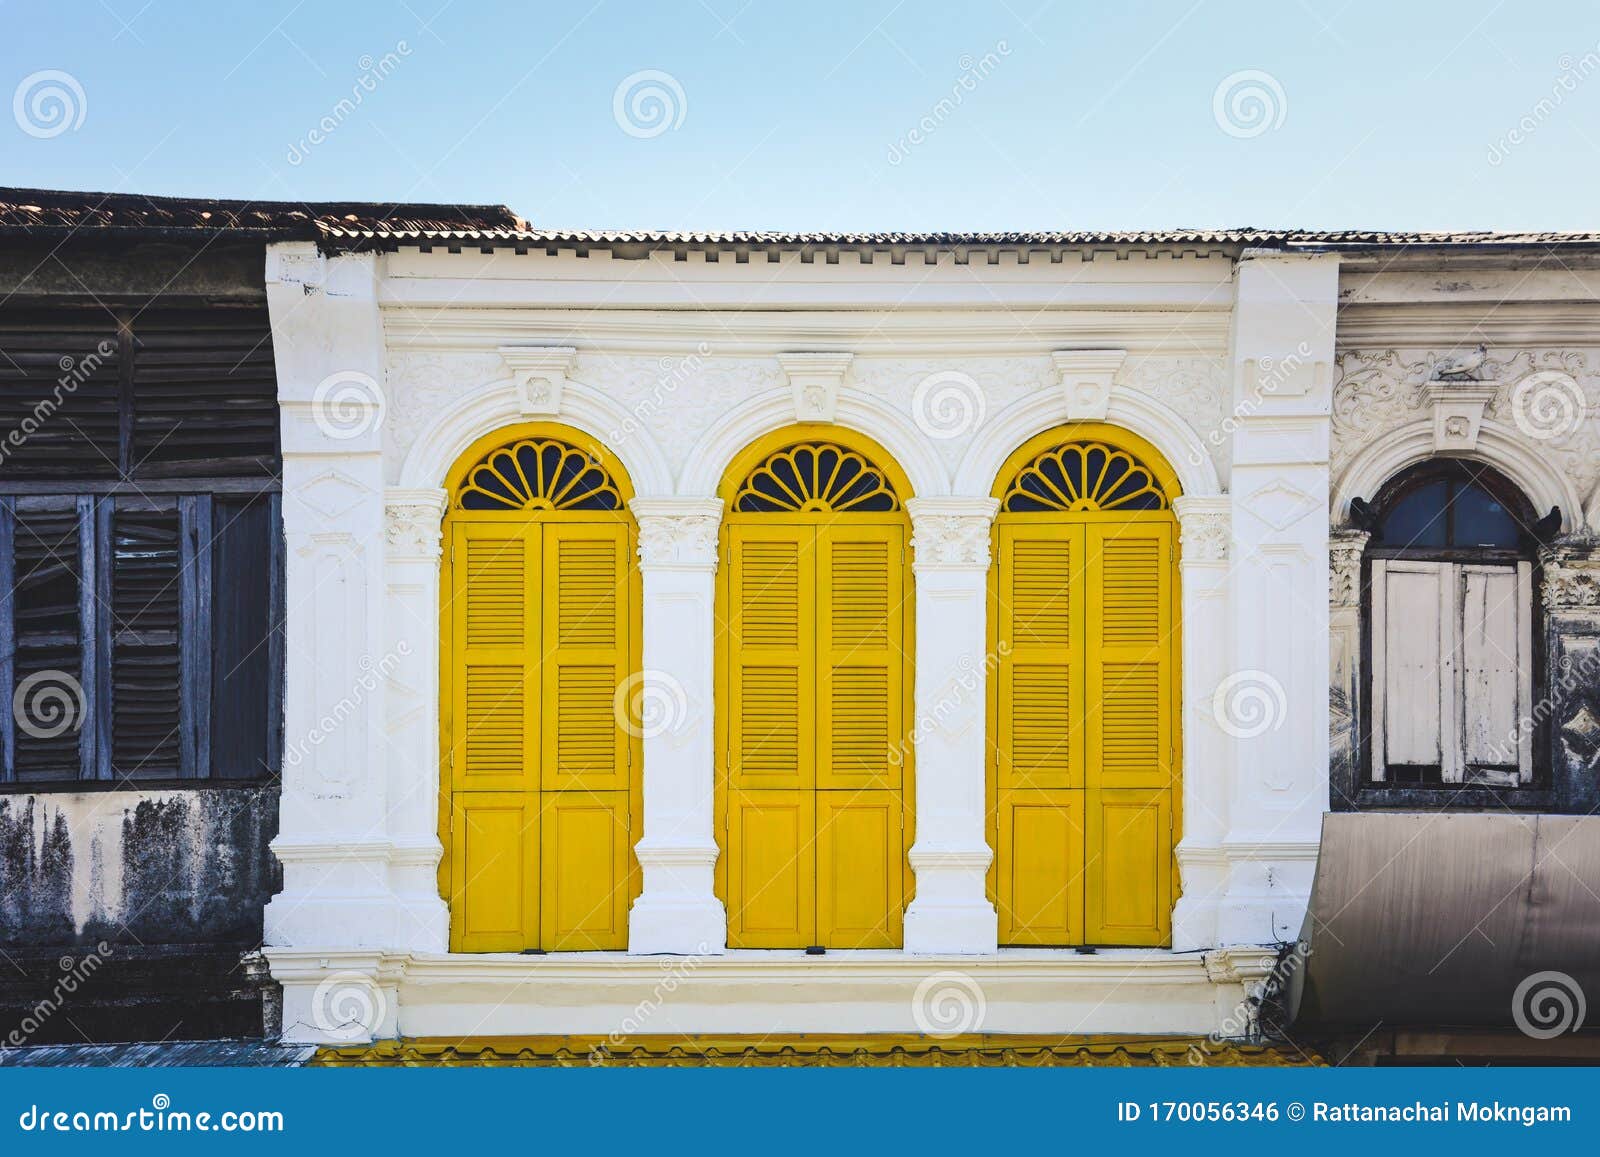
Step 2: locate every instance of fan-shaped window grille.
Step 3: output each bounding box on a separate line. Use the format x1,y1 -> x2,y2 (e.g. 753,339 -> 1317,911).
733,442 -> 900,513
1002,442 -> 1168,513
456,438 -> 623,512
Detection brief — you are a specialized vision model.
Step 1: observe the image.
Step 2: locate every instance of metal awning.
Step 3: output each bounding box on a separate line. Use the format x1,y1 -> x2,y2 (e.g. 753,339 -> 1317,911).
1292,812 -> 1600,1028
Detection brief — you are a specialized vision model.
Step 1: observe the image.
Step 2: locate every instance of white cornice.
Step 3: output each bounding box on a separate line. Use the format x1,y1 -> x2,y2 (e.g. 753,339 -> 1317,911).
1336,302 -> 1600,348
382,308 -> 1231,356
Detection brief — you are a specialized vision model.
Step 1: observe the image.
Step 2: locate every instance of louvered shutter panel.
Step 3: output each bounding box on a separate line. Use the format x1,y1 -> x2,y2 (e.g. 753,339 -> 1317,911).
448,522 -> 539,950
0,311 -> 121,480
725,524 -> 816,947
994,523 -> 1085,945
109,499 -> 184,778
129,308 -> 279,478
1084,521 -> 1174,945
539,523 -> 631,950
814,524 -> 904,948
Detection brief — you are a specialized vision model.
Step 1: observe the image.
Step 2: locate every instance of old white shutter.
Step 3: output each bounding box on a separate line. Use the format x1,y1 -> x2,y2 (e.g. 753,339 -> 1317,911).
1458,562 -> 1533,783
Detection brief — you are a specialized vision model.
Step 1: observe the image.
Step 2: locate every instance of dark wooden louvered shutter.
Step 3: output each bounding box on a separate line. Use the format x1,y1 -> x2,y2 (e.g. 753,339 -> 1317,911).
0,311 -> 121,479
130,308 -> 279,478
109,498 -> 186,778
209,494 -> 281,779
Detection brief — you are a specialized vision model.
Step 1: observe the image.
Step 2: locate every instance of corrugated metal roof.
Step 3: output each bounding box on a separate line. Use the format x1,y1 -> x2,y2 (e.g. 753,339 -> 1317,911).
0,1041 -> 316,1067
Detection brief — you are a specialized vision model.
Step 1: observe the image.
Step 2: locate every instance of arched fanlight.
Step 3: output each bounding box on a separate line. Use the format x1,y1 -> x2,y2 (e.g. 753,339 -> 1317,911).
1001,441 -> 1169,513
456,438 -> 623,511
733,441 -> 900,513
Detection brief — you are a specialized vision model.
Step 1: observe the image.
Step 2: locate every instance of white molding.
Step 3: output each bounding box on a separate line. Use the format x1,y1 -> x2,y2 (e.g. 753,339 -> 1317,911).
776,352 -> 853,422
266,947 -> 1261,1042
1333,416 -> 1582,530
397,376 -> 675,497
953,384 -> 1222,498
676,386 -> 950,499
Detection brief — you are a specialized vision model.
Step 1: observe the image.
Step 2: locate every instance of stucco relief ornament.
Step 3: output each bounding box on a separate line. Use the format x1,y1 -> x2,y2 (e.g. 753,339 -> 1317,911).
1328,531 -> 1370,609
1178,512 -> 1229,563
636,514 -> 720,568
384,503 -> 445,558
1543,565 -> 1600,610
910,516 -> 992,569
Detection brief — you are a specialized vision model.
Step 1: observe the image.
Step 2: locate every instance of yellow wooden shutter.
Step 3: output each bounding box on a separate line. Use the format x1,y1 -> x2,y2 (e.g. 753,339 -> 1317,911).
726,524 -> 816,946
1084,520 -> 1174,945
448,521 -> 541,950
539,522 -> 632,950
815,523 -> 905,948
994,523 -> 1085,945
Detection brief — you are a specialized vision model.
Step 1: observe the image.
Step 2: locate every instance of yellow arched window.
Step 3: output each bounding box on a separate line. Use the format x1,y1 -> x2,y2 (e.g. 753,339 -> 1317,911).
988,426 -> 1181,947
716,436 -> 914,949
440,428 -> 640,952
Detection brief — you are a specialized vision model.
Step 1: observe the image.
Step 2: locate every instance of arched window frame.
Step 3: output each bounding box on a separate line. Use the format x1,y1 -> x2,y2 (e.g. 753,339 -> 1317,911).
1360,459 -> 1545,794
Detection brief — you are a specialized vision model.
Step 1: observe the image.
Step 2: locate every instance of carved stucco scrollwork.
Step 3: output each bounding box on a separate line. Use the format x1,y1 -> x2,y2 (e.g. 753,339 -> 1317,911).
1329,530 -> 1370,609
1177,510 -> 1230,563
910,514 -> 993,569
636,514 -> 720,570
1334,349 -> 1600,513
1541,546 -> 1600,610
384,501 -> 446,561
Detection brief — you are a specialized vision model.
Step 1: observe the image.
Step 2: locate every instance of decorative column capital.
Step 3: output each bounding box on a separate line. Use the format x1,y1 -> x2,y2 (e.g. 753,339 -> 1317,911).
630,497 -> 723,571
907,497 -> 1000,572
1540,543 -> 1600,611
1328,529 -> 1371,609
1173,495 -> 1231,564
384,488 -> 448,561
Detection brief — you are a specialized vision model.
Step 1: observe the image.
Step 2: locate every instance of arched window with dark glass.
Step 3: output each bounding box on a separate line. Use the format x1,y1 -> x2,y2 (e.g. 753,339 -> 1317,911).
1362,460 -> 1542,788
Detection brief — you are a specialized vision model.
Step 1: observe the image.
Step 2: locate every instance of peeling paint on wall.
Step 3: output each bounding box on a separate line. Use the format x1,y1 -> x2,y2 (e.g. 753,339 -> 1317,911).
0,788 -> 279,948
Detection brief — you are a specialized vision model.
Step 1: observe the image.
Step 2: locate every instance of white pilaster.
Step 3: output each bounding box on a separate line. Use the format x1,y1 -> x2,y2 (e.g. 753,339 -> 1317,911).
626,497 -> 727,955
1218,250 -> 1338,945
264,244 -> 397,949
1170,496 -> 1232,951
903,497 -> 1000,954
381,488 -> 450,951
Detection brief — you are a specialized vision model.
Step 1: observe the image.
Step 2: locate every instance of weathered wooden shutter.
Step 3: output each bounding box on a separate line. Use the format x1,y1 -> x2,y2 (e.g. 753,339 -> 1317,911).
815,524 -> 904,948
1459,562 -> 1533,783
1084,522 -> 1174,945
1370,559 -> 1450,778
109,499 -> 185,779
994,523 -> 1085,945
540,523 -> 631,950
448,522 -> 540,951
725,524 -> 816,947
0,312 -> 121,480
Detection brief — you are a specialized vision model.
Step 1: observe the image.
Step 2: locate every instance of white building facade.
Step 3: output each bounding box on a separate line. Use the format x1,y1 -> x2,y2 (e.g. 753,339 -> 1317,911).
258,229 -> 1600,1046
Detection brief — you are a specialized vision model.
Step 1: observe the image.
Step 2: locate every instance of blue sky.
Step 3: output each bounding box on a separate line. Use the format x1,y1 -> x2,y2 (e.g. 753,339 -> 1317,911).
5,0 -> 1600,231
